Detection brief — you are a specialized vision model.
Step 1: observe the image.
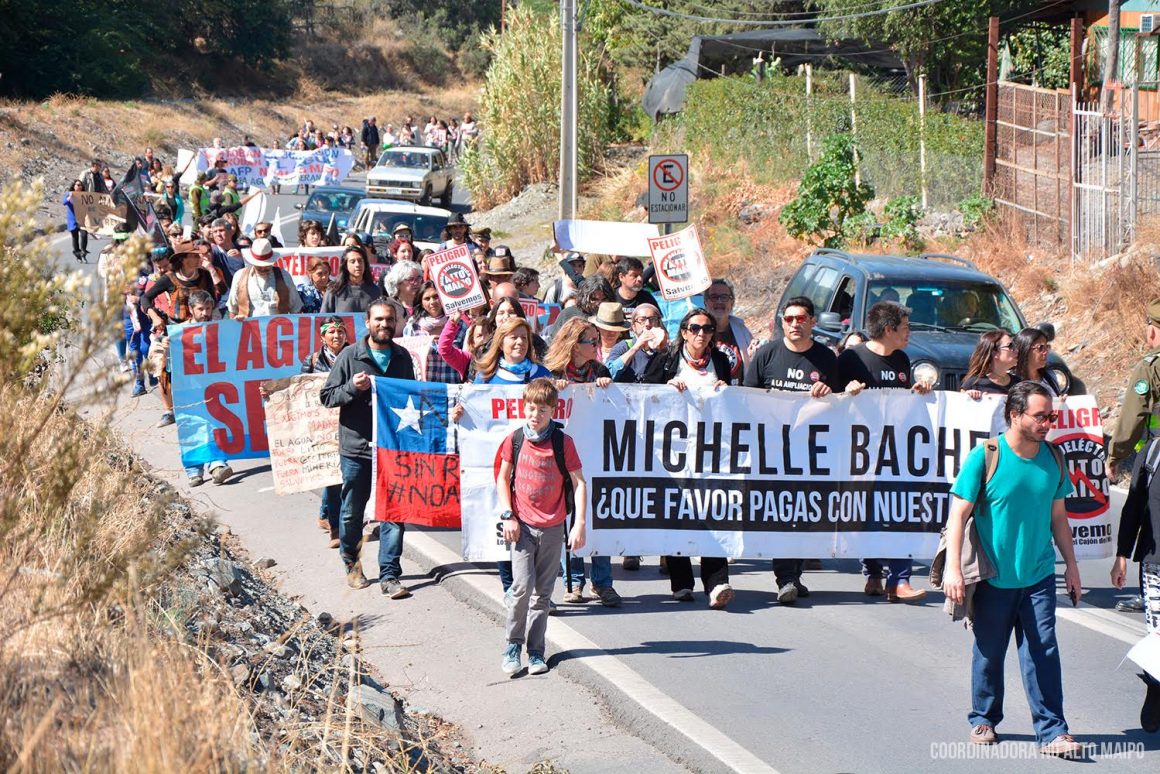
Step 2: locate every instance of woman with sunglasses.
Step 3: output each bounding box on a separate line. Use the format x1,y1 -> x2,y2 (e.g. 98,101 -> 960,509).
962,330 -> 1016,398
1012,327 -> 1063,396
543,317 -> 620,607
160,178 -> 184,225
643,308 -> 734,608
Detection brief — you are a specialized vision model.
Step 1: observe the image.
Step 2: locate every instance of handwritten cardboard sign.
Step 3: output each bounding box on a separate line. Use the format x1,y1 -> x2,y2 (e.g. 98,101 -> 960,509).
263,373 -> 341,495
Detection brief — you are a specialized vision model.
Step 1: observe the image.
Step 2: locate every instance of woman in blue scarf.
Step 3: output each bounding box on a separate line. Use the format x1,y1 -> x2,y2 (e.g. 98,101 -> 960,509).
473,317 -> 551,384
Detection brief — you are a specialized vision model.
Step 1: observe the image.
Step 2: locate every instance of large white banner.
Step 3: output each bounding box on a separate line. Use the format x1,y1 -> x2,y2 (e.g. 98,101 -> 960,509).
455,385 -> 1112,562
191,146 -> 355,188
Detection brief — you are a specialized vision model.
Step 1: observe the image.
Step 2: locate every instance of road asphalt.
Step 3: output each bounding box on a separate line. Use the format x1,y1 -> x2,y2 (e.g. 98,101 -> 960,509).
50,169 -> 1160,773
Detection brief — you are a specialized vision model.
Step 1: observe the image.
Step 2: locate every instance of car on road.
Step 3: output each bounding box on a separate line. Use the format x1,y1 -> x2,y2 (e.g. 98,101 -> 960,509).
294,186 -> 367,232
348,199 -> 452,254
777,249 -> 1085,393
366,146 -> 453,207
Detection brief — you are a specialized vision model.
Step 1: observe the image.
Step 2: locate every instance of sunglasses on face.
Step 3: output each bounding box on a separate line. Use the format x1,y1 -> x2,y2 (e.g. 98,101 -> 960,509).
578,337 -> 599,346
782,314 -> 810,324
685,323 -> 715,334
1032,343 -> 1051,353
1026,411 -> 1058,424
634,315 -> 661,324
706,293 -> 734,302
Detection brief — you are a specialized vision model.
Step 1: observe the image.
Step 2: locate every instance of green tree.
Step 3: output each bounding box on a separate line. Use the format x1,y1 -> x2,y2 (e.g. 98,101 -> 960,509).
811,0 -> 1024,96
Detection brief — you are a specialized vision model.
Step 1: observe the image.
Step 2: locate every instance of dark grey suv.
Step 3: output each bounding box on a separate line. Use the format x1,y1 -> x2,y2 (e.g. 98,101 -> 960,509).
777,249 -> 1084,393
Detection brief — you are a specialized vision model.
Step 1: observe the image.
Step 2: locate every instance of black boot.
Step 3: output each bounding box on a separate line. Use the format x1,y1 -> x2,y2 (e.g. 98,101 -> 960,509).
1142,672 -> 1160,733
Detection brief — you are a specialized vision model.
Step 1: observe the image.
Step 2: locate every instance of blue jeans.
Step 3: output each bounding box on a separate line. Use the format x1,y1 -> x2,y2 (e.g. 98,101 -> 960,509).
184,459 -> 226,479
563,554 -> 612,590
339,455 -> 405,580
498,560 -> 514,592
320,484 -> 341,533
862,558 -> 912,587
969,575 -> 1068,745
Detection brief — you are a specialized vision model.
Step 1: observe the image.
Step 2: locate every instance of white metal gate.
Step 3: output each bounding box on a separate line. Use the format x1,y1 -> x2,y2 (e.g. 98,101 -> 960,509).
1071,99 -> 1130,262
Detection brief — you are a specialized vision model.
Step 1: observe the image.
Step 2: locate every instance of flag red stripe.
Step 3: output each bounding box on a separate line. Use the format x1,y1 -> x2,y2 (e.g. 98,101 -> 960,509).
375,448 -> 461,527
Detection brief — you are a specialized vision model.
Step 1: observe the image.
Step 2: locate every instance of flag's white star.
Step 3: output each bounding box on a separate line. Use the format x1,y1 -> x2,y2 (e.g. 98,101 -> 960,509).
391,395 -> 425,434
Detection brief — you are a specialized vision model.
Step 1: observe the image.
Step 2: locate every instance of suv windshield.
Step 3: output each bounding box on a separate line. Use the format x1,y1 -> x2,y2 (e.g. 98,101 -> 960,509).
867,280 -> 1023,333
305,191 -> 364,212
376,150 -> 431,169
369,212 -> 448,243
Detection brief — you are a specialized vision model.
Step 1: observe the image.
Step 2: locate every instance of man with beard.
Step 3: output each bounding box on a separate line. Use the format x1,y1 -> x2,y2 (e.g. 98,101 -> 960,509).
321,299 -> 416,597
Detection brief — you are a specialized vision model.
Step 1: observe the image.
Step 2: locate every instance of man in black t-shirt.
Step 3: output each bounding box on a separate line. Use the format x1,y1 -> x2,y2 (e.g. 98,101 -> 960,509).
745,296 -> 840,603
611,257 -> 660,317
836,300 -> 933,603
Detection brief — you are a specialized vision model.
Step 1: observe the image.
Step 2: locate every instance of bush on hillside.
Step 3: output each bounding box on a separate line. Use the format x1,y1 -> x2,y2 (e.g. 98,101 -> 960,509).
462,7 -> 611,208
779,133 -> 874,248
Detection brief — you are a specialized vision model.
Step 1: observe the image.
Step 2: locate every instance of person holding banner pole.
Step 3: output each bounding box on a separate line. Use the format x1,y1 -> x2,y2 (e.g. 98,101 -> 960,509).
300,316 -> 350,549
838,300 -> 933,603
744,296 -> 840,604
643,307 -> 735,608
321,298 -> 416,596
544,317 -> 620,607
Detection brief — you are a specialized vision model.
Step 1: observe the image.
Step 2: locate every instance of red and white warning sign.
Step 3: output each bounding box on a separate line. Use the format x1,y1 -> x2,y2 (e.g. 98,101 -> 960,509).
648,154 -> 689,225
646,224 -> 711,301
428,244 -> 486,312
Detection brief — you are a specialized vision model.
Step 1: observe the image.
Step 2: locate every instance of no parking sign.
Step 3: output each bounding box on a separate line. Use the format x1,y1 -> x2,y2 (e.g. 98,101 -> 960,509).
647,225 -> 711,301
429,244 -> 486,312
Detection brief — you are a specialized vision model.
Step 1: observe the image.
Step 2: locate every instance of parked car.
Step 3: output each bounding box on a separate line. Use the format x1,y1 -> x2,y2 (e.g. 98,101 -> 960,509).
777,249 -> 1085,393
295,186 -> 367,231
366,146 -> 453,207
348,199 -> 451,254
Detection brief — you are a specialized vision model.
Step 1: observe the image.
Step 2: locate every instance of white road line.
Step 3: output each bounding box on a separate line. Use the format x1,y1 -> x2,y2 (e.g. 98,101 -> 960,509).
1058,602 -> 1143,646
406,530 -> 781,774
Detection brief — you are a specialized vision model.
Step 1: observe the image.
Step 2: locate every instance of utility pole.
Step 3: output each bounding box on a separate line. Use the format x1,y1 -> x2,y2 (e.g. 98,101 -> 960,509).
559,0 -> 578,221
1103,0 -> 1122,113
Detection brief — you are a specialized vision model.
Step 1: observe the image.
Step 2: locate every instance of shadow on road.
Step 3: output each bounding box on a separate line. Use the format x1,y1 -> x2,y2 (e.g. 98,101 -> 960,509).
550,639 -> 790,666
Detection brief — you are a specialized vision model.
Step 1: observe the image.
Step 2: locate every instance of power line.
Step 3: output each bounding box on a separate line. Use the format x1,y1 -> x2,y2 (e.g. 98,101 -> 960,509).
675,0 -> 916,19
616,0 -> 947,27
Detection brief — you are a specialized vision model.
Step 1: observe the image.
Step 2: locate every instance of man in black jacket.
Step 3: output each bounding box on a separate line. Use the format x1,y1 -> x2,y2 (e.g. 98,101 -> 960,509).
321,299 -> 416,596
1112,437 -> 1160,733
361,117 -> 381,169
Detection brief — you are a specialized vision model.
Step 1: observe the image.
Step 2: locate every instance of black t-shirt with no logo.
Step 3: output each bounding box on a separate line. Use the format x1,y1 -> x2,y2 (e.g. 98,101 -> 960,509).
836,344 -> 911,390
744,339 -> 838,392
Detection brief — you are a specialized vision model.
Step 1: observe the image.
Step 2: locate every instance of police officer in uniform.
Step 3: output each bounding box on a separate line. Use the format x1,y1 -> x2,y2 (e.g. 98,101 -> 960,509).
1106,298 -> 1160,612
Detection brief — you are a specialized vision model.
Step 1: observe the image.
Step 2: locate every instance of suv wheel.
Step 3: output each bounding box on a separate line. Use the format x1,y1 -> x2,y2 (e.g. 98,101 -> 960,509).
440,183 -> 453,208
419,185 -> 432,206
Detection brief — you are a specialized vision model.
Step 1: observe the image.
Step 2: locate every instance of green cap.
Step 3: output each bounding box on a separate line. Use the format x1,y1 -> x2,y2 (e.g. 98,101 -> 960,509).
1149,299 -> 1160,325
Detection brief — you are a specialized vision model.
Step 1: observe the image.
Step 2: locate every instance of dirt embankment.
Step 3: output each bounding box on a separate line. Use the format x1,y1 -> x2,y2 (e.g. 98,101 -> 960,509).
0,86 -> 479,224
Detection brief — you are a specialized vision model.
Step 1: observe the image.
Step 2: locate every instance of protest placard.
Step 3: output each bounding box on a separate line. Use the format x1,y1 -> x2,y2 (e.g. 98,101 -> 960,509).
195,146 -> 354,188
273,247 -> 389,285
168,314 -> 367,467
263,374 -> 340,495
647,225 -> 712,301
395,334 -> 433,381
428,244 -> 485,312
72,191 -> 126,234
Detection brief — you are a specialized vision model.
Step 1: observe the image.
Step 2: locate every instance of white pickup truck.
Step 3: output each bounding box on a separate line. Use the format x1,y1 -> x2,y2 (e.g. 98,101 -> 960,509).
366,146 -> 453,207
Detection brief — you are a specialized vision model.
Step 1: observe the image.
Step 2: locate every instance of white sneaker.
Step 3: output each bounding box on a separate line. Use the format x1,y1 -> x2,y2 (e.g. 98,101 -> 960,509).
709,583 -> 734,609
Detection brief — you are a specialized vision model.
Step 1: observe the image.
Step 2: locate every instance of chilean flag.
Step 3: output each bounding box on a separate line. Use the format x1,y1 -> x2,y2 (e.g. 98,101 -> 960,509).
373,377 -> 461,527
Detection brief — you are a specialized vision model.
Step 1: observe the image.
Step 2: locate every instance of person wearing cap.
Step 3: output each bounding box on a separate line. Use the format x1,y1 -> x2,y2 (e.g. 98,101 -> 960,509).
227,238 -> 303,319
439,212 -> 476,251
1109,300 -> 1160,481
544,251 -> 587,306
473,228 -> 494,260
222,175 -> 241,208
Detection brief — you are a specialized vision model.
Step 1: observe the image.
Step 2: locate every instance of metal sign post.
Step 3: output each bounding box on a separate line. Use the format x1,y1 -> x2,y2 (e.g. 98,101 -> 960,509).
648,154 -> 689,234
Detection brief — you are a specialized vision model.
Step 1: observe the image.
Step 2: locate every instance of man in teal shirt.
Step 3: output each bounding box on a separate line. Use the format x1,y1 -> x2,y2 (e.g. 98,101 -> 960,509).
943,381 -> 1083,758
